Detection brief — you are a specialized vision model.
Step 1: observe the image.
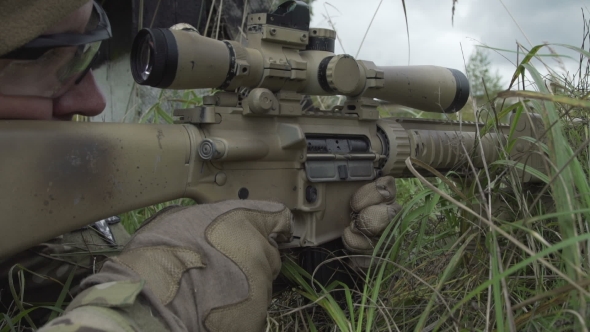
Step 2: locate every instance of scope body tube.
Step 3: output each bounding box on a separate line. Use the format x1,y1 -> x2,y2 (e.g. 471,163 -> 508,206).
130,28 -> 470,113
0,121 -> 200,257
364,66 -> 470,113
132,28 -> 265,90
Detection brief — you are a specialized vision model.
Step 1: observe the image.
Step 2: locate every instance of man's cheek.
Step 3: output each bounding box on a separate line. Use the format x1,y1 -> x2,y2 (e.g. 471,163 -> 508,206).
0,95 -> 53,120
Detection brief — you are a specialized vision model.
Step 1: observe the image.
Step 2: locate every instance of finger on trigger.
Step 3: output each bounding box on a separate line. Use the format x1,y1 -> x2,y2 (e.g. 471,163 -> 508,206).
350,176 -> 397,212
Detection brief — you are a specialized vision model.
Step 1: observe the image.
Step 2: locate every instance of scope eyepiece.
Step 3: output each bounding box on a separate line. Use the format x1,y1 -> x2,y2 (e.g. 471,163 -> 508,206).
130,27 -> 236,90
130,28 -> 178,88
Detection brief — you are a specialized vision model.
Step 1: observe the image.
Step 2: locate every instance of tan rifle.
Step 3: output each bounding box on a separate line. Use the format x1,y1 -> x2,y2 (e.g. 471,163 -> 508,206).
0,1 -> 543,257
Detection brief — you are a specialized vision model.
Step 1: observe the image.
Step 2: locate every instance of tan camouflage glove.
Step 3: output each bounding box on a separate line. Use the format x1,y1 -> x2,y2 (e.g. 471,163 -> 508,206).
39,200 -> 293,332
342,176 -> 401,267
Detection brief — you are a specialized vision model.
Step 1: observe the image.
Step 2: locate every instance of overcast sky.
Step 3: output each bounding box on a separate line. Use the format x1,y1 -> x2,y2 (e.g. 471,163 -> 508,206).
309,0 -> 588,86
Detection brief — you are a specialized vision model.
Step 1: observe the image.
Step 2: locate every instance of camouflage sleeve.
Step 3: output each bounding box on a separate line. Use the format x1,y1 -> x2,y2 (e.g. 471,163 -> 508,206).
38,280 -> 170,332
0,219 -> 131,327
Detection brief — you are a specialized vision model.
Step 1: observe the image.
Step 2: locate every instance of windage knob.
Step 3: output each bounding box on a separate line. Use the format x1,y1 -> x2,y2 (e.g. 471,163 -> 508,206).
320,54 -> 360,95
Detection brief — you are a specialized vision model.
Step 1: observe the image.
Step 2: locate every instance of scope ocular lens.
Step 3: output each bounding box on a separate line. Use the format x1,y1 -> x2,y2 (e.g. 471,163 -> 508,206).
130,28 -> 178,88
138,34 -> 154,81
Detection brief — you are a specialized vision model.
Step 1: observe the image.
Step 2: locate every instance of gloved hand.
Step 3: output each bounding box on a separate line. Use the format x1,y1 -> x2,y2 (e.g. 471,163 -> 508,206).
40,200 -> 293,332
342,176 -> 401,267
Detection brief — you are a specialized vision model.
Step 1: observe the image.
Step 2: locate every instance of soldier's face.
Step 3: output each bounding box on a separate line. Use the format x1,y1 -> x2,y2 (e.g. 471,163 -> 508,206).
0,1 -> 106,120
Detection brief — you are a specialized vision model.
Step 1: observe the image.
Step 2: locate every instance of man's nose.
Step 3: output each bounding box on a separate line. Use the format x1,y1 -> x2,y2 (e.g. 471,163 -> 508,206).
53,70 -> 106,118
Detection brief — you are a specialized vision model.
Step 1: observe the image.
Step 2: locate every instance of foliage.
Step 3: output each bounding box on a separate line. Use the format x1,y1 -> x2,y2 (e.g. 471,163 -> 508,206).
466,47 -> 503,105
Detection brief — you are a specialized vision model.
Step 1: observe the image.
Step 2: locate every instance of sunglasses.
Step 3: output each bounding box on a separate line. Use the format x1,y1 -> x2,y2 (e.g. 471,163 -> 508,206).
0,1 -> 111,97
0,1 -> 111,60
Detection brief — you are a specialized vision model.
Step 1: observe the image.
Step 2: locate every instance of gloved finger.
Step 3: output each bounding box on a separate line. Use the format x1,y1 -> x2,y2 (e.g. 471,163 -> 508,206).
342,225 -> 378,255
350,176 -> 397,212
208,200 -> 294,244
239,201 -> 293,243
354,202 -> 402,237
203,202 -> 292,329
205,201 -> 293,278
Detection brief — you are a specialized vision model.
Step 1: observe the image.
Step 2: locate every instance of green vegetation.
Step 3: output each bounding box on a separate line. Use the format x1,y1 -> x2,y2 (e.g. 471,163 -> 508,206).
466,47 -> 503,106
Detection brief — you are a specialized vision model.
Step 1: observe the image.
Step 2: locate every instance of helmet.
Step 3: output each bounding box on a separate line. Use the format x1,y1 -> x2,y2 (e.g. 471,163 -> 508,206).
0,0 -> 90,56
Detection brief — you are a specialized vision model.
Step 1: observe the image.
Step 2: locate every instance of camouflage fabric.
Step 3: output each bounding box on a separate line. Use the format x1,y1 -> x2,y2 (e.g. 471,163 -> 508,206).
39,280 -> 169,332
0,222 -> 130,327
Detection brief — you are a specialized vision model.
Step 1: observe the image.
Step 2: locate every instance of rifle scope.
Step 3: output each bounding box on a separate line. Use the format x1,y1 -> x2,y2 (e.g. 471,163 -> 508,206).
130,1 -> 469,113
